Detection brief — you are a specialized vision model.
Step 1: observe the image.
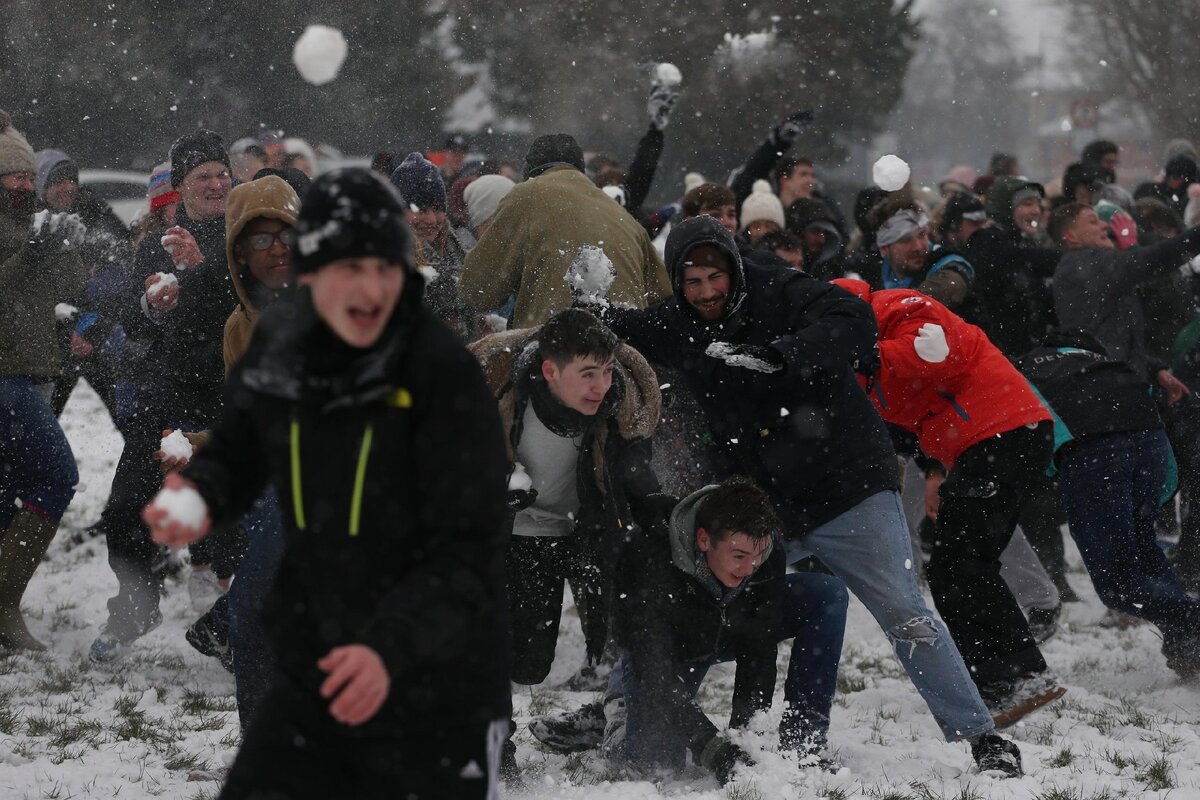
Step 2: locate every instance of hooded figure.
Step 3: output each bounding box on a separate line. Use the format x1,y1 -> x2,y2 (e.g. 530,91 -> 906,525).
222,175 -> 300,374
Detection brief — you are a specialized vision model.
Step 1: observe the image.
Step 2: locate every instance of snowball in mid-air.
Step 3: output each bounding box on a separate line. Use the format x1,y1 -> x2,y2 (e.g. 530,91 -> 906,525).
293,25 -> 348,86
160,430 -> 194,461
654,62 -> 683,86
565,245 -> 616,305
153,485 -> 207,530
873,154 -> 911,192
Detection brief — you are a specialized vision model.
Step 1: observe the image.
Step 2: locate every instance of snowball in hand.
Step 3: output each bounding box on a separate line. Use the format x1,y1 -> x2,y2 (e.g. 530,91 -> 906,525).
146,272 -> 178,297
565,245 -> 616,305
160,430 -> 194,461
873,154 -> 911,192
152,485 -> 207,531
293,25 -> 348,86
653,62 -> 683,86
508,463 -> 533,493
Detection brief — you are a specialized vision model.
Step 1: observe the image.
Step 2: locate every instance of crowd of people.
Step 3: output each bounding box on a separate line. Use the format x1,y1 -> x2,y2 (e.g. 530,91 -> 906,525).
3,71 -> 1200,798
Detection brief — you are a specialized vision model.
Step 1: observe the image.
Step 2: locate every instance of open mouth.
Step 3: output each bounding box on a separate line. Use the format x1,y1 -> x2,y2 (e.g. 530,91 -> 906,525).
348,307 -> 382,329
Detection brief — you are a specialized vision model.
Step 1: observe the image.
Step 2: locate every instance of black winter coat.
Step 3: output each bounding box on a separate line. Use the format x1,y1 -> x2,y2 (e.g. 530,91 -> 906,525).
123,208 -> 237,419
963,225 -> 1059,359
184,288 -> 512,730
1019,331 -> 1162,447
608,215 -> 897,537
614,490 -> 783,754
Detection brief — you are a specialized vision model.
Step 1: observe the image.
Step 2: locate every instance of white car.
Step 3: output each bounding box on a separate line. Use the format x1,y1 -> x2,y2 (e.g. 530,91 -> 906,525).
79,169 -> 148,226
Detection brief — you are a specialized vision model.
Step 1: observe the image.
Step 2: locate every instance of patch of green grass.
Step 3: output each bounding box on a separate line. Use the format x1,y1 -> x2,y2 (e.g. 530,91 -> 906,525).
49,718 -> 104,749
26,713 -> 55,736
181,689 -> 237,715
164,750 -> 210,772
1102,747 -> 1133,771
36,666 -> 80,694
1047,745 -> 1075,768
837,673 -> 868,693
1136,755 -> 1174,791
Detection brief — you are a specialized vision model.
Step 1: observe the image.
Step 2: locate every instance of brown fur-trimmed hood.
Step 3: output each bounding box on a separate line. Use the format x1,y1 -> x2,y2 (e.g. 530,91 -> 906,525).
469,326 -> 661,450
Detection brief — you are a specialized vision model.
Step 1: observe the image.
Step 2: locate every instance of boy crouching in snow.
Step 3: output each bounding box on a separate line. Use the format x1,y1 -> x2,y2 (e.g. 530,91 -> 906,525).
142,168 -> 511,799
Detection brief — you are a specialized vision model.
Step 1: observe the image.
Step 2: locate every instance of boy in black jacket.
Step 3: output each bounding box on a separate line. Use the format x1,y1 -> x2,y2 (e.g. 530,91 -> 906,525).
615,477 -> 847,783
142,168 -> 511,798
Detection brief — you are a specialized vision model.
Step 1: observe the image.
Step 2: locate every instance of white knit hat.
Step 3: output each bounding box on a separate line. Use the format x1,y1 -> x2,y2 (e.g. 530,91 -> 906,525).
464,174 -> 516,229
739,180 -> 784,233
684,171 -> 707,194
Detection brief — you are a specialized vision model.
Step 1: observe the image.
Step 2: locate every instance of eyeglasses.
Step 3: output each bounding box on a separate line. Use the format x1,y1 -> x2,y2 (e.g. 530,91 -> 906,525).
244,231 -> 294,251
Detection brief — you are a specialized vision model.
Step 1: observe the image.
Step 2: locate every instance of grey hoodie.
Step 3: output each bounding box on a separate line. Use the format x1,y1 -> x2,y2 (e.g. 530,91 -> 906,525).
667,485 -> 773,602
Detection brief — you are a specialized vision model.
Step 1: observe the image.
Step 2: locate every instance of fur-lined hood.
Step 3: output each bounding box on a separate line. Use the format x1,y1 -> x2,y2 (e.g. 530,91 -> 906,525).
469,326 -> 661,447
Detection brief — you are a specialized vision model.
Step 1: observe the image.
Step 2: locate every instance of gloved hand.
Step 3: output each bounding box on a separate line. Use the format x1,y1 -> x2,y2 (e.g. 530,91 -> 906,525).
647,83 -> 682,131
507,487 -> 539,512
27,211 -> 87,257
705,342 -> 784,374
699,735 -> 753,784
769,108 -> 815,148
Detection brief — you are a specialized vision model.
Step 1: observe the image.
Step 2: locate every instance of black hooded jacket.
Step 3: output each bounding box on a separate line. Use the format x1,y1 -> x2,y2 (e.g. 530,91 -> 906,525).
606,215 -> 897,536
183,282 -> 512,730
963,223 -> 1059,359
1018,330 -> 1162,447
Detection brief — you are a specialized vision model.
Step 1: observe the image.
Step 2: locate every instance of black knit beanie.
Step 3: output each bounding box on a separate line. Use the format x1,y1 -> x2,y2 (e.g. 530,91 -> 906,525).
293,167 -> 415,275
524,134 -> 585,179
169,129 -> 231,188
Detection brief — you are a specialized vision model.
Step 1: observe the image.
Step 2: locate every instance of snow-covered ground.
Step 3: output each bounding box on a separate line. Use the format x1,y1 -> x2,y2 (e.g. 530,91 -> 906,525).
2,383 -> 1199,799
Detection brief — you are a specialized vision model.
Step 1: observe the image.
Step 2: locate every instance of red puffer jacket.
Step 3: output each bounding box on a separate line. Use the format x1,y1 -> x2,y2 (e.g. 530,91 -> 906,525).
834,279 -> 1050,467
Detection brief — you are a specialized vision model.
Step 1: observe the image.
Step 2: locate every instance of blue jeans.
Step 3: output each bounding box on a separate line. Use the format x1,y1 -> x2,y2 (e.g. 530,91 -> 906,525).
0,377 -> 78,528
788,491 -> 993,741
227,488 -> 286,729
1059,430 -> 1200,645
618,571 -> 847,768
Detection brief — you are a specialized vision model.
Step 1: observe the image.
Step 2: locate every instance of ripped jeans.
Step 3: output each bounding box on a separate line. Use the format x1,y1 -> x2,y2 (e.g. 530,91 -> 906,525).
786,490 -> 993,741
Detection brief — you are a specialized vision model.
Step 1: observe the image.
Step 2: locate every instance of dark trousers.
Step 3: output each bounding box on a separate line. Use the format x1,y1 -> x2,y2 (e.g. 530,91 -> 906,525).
506,534 -> 602,685
1017,473 -> 1068,586
52,356 -> 119,421
1059,429 -> 1200,652
219,677 -> 504,800
100,408 -> 207,638
0,377 -> 78,528
926,422 -> 1053,690
228,488 -> 286,728
190,519 -> 249,579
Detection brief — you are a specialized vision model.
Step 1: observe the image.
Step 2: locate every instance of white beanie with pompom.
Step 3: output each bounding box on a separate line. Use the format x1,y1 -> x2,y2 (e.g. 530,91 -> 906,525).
739,179 -> 785,233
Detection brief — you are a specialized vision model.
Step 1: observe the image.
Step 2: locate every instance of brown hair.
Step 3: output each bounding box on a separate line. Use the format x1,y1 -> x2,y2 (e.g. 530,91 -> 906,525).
683,182 -> 735,217
1047,202 -> 1089,245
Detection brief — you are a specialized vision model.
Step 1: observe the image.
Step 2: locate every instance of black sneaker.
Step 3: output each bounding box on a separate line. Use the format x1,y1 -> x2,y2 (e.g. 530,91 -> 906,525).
1162,632 -> 1200,680
971,732 -> 1022,777
529,701 -> 606,753
983,673 -> 1067,729
185,614 -> 234,673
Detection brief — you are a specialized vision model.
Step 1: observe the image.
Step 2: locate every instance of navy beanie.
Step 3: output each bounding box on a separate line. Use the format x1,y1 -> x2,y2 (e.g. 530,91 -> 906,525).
294,168 -> 415,275
390,152 -> 447,211
169,129 -> 231,188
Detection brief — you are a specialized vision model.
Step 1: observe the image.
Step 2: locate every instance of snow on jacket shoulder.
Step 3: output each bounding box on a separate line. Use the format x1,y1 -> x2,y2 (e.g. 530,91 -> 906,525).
835,279 -> 1049,466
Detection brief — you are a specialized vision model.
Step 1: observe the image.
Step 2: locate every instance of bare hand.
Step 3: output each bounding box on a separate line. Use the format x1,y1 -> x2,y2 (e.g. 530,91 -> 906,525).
318,645 -> 390,726
925,472 -> 945,521
143,472 -> 211,548
144,273 -> 180,311
70,331 -> 94,358
1157,369 -> 1191,406
162,226 -> 205,269
152,428 -> 201,472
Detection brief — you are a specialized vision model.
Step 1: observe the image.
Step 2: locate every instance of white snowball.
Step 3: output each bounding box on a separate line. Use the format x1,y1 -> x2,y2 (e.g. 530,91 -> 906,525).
872,154 -> 911,192
654,62 -> 683,86
54,303 -> 79,322
565,245 -> 616,305
146,272 -> 178,298
293,25 -> 348,86
160,430 -> 194,460
154,485 -> 207,529
508,463 -> 533,493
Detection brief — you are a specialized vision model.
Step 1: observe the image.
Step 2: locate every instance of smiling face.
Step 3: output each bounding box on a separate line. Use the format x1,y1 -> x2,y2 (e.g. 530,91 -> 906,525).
235,217 -> 293,291
300,256 -> 406,348
1013,197 -> 1044,236
542,354 -> 615,416
179,161 -> 231,221
403,206 -> 446,244
680,263 -> 732,321
697,527 -> 771,588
